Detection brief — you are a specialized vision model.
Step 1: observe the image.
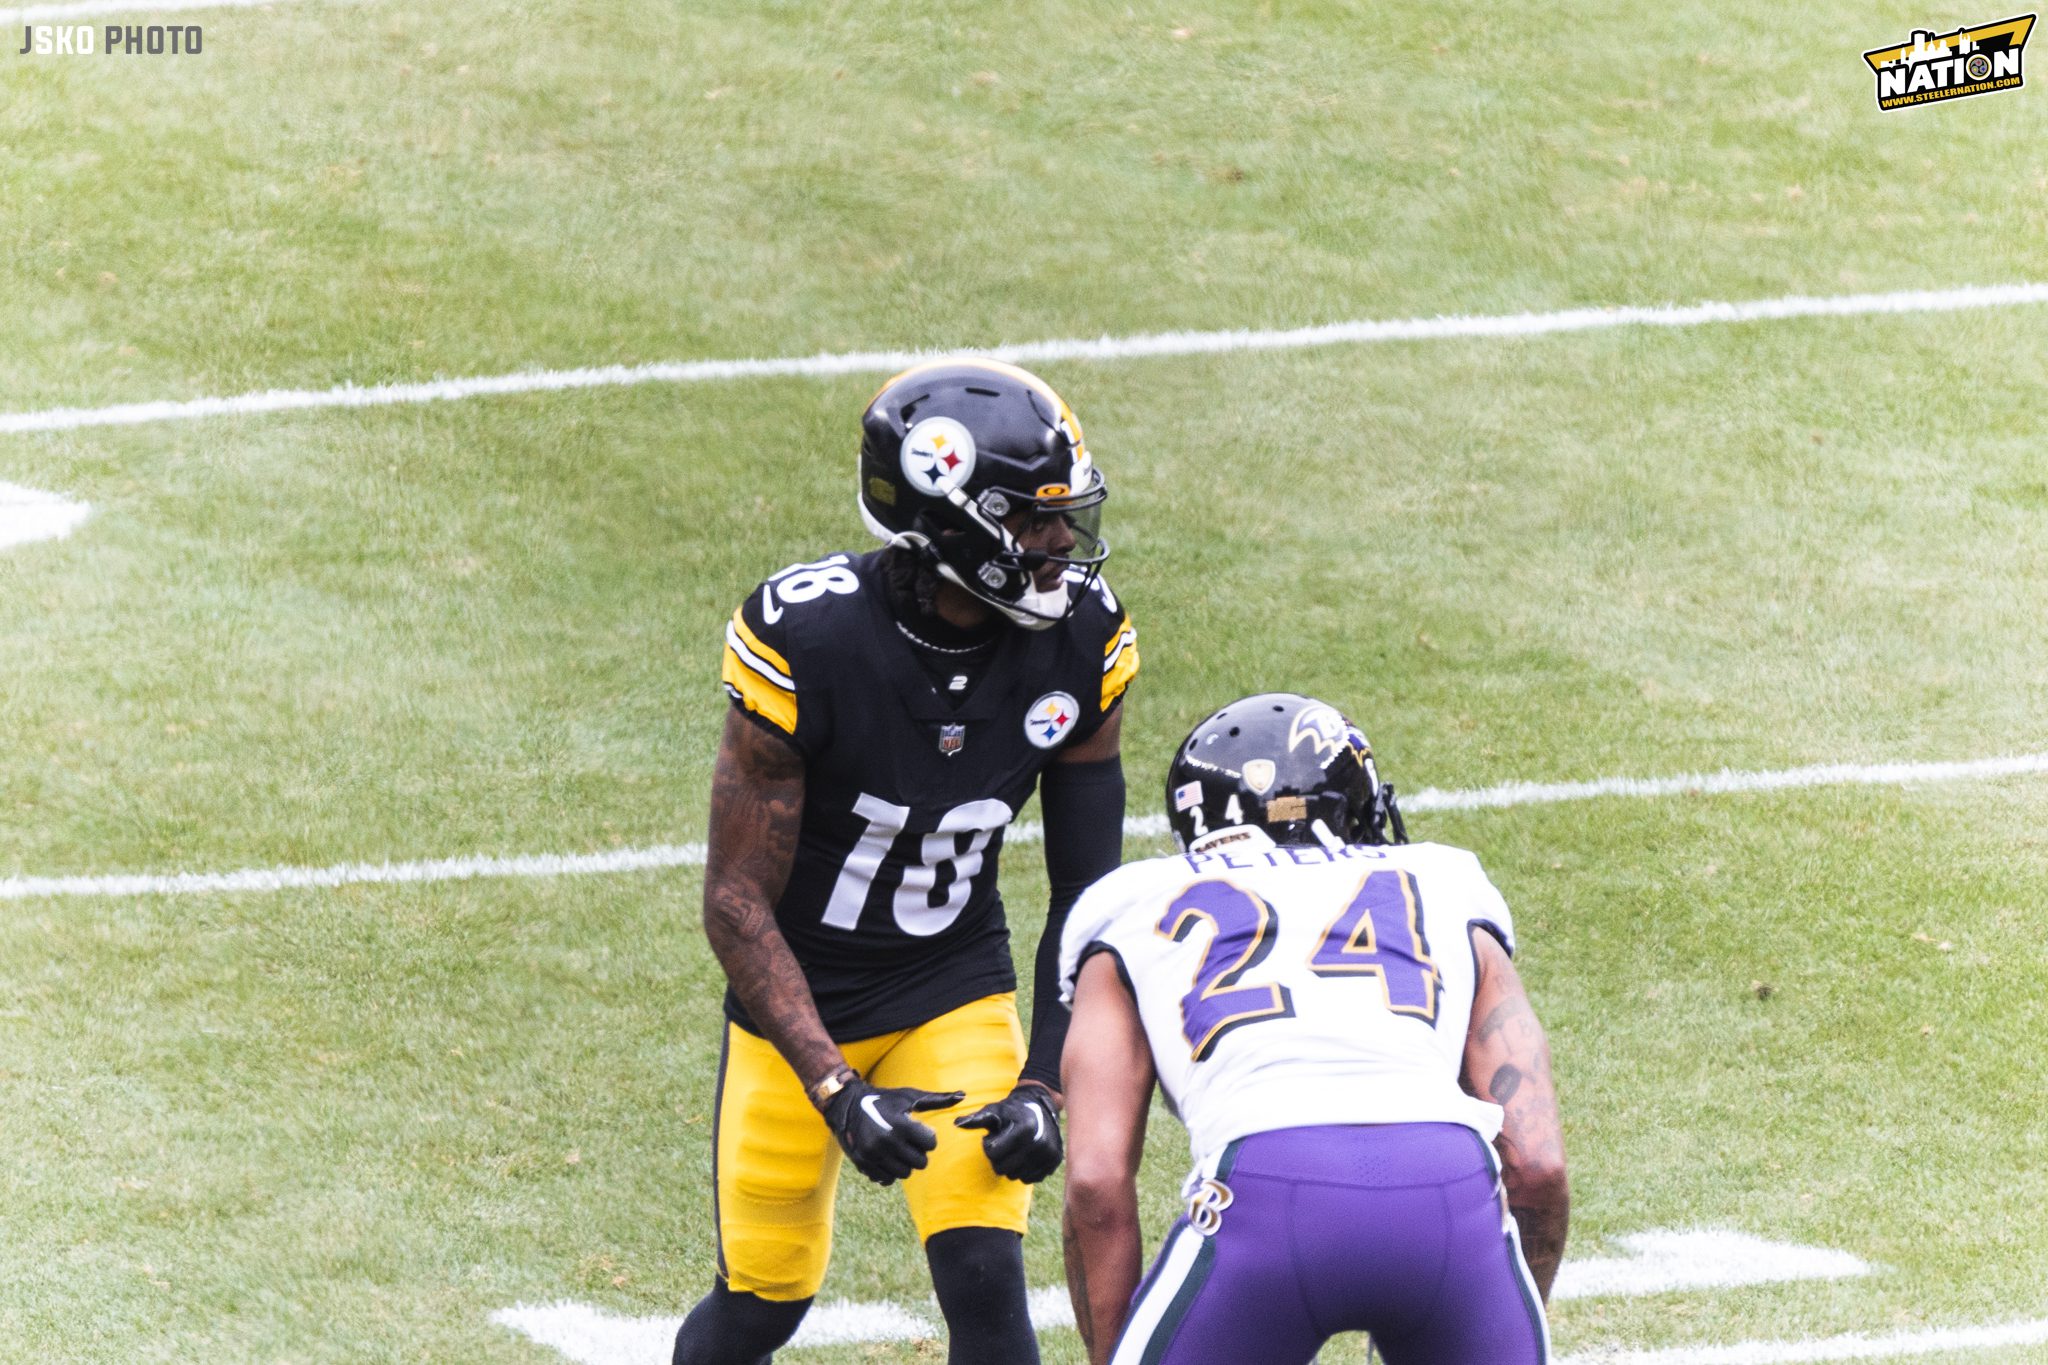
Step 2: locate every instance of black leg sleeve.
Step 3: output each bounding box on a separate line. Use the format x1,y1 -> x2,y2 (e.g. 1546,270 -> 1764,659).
927,1226 -> 1039,1365
672,1280 -> 811,1365
1021,753 -> 1125,1090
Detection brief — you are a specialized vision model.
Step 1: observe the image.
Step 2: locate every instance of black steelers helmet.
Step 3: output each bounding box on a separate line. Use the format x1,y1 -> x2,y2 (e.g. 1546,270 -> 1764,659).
858,359 -> 1109,629
1165,693 -> 1407,852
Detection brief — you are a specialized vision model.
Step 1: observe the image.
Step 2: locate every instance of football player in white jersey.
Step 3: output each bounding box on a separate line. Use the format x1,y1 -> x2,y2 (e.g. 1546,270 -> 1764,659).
1058,693 -> 1568,1365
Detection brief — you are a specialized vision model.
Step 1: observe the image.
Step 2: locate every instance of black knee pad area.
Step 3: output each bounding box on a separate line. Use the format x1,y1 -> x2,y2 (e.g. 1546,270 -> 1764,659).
671,1280 -> 811,1365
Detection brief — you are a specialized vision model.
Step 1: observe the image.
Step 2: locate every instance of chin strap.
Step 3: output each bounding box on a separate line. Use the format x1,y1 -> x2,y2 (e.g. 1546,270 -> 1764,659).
872,487 -> 1077,630
1008,579 -> 1073,629
930,558 -> 1069,630
944,487 -> 1077,628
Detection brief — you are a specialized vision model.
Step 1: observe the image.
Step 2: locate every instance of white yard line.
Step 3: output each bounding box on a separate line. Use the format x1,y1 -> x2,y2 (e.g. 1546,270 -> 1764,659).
1,0 -> 308,23
4,752 -> 2042,902
1398,751 -> 2048,812
0,481 -> 91,550
1550,1230 -> 1868,1300
0,844 -> 706,902
491,1233 -> 1882,1363
1556,1316 -> 2048,1365
3,283 -> 2045,436
492,1297 -> 942,1360
494,1302 -> 2048,1365
1023,1231 -> 1865,1330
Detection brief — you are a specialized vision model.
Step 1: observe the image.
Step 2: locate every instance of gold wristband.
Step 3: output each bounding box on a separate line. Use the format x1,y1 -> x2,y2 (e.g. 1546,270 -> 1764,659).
808,1065 -> 858,1109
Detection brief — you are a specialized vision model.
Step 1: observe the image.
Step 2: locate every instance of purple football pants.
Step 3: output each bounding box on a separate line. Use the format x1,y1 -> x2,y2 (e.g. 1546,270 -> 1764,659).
1110,1123 -> 1549,1365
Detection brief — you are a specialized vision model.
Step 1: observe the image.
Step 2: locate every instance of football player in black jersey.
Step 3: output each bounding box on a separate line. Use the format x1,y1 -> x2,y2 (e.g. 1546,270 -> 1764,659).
672,360 -> 1140,1365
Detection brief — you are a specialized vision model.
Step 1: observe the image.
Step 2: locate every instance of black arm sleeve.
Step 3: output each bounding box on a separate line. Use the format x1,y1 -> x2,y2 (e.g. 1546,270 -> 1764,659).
1019,753 -> 1126,1092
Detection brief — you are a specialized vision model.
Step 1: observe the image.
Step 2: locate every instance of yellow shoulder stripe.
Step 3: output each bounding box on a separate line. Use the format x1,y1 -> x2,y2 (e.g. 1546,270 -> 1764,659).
1101,616 -> 1139,712
723,645 -> 797,734
730,606 -> 791,679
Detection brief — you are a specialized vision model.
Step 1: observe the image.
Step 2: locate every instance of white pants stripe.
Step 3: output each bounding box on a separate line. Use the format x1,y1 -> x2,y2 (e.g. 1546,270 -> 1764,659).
1110,1222 -> 1204,1365
1477,1133 -> 1554,1362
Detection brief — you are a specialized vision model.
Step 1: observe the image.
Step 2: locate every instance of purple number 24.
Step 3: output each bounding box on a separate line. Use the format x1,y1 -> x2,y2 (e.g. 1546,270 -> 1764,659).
1156,870 -> 1441,1061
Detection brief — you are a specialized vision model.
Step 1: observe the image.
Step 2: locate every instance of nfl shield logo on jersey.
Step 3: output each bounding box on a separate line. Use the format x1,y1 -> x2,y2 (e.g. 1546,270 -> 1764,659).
938,723 -> 966,757
1024,691 -> 1080,749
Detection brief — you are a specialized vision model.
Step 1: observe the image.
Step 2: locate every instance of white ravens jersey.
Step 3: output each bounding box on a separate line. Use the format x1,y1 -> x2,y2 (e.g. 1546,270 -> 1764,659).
1059,832 -> 1516,1166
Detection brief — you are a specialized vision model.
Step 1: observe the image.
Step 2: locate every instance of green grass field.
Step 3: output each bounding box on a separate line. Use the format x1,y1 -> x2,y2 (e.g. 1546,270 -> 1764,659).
5,1 -> 2048,1361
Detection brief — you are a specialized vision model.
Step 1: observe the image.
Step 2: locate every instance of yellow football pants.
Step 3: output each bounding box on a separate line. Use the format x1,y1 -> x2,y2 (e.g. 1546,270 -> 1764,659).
712,993 -> 1030,1301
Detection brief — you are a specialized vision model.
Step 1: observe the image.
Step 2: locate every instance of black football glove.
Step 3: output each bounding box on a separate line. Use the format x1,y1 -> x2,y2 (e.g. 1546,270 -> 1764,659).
954,1084 -> 1063,1184
821,1077 -> 965,1186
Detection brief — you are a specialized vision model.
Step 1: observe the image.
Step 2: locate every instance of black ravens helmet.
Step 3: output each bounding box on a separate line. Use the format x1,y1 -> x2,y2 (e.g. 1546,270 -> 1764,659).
857,359 -> 1109,629
1165,693 -> 1407,852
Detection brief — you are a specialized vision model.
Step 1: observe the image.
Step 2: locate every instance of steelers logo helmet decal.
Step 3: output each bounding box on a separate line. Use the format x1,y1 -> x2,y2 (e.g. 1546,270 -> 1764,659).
1024,691 -> 1081,749
900,416 -> 977,497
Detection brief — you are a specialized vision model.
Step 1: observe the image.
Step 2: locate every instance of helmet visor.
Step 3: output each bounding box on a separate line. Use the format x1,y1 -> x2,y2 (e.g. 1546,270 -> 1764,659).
992,470 -> 1109,575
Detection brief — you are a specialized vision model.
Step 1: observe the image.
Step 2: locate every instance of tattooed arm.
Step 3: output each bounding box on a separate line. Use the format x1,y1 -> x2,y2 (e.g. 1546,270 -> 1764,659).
701,710 -> 846,1091
1061,952 -> 1155,1365
1461,927 -> 1570,1301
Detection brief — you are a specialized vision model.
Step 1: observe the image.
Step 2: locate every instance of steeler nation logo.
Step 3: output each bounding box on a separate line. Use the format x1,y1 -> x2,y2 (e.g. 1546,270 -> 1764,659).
1024,692 -> 1080,749
1864,14 -> 2033,110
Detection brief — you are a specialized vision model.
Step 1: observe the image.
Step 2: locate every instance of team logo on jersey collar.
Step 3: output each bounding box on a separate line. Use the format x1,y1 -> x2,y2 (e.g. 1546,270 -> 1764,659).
901,416 -> 977,497
1024,691 -> 1080,749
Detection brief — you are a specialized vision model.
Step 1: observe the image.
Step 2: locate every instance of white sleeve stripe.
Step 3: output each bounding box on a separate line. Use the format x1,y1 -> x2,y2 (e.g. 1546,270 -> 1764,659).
1101,630 -> 1136,672
724,622 -> 794,691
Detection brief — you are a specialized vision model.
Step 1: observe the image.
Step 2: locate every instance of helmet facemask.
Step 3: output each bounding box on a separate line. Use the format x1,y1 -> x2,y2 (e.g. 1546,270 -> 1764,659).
921,471 -> 1109,628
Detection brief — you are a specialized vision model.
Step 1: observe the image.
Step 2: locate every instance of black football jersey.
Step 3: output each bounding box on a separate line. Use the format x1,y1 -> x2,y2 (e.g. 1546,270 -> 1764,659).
718,548 -> 1140,1040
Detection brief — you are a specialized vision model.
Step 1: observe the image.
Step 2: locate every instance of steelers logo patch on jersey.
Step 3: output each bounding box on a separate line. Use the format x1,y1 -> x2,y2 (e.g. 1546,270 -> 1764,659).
1024,691 -> 1081,749
900,416 -> 977,497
